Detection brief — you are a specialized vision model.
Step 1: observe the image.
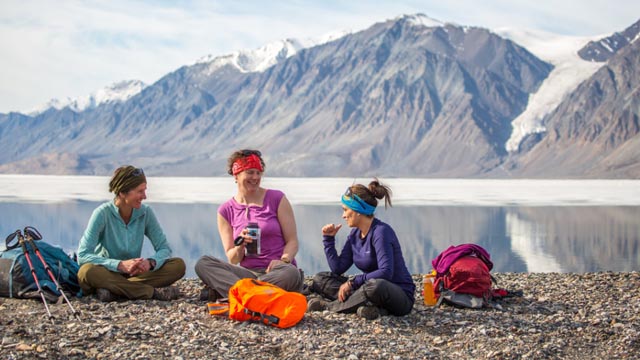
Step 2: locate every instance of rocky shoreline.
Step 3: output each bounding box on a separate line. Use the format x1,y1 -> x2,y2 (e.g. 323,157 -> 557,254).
1,272 -> 639,359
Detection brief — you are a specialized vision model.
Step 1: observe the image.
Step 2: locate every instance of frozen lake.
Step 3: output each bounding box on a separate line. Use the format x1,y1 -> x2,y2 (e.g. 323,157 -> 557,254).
1,175 -> 639,206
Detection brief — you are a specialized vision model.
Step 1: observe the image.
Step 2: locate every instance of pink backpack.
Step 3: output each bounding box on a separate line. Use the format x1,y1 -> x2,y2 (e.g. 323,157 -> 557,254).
432,244 -> 495,308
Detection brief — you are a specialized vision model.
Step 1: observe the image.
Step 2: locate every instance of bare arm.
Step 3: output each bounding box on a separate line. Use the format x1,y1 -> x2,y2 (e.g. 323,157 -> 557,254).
218,213 -> 245,264
277,195 -> 298,262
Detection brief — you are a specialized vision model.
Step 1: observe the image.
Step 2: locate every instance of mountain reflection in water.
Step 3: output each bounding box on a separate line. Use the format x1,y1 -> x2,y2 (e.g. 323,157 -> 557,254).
1,201 -> 638,277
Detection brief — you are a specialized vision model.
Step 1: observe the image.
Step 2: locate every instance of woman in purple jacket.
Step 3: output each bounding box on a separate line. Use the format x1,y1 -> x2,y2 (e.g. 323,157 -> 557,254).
308,179 -> 415,320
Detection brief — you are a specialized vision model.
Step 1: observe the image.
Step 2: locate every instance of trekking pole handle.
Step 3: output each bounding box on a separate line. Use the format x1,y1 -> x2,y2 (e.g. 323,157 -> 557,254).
24,226 -> 43,241
5,230 -> 22,250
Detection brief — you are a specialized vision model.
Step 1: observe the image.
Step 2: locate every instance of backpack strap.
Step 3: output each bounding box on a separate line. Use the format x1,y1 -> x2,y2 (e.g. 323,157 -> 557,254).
243,308 -> 280,326
8,255 -> 20,298
207,302 -> 230,316
434,281 -> 445,307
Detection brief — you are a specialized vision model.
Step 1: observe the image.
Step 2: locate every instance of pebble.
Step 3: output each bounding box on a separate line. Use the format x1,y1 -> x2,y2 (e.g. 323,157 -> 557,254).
0,273 -> 638,359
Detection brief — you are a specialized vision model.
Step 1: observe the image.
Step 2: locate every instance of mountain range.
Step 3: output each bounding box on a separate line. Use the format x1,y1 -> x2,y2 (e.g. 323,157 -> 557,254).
0,14 -> 638,178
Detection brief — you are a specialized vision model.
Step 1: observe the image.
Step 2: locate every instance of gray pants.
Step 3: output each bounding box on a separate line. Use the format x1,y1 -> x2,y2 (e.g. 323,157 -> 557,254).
194,256 -> 304,299
311,271 -> 414,316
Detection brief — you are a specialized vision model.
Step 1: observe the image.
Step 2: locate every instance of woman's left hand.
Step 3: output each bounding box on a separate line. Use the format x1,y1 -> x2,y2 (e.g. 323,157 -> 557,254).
338,281 -> 353,302
266,259 -> 286,273
118,258 -> 144,276
130,258 -> 153,276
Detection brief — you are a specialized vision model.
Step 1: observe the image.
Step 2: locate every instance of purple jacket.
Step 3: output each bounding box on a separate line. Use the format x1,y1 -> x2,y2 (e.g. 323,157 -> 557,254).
431,243 -> 493,275
322,218 -> 416,299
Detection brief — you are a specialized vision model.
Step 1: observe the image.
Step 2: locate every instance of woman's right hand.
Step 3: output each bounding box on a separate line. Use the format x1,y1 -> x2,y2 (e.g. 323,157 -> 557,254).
322,223 -> 342,237
338,280 -> 353,302
118,258 -> 144,276
239,228 -> 254,245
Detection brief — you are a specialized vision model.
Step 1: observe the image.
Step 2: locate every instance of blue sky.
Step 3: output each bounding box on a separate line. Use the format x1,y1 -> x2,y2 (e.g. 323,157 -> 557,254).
1,0 -> 639,113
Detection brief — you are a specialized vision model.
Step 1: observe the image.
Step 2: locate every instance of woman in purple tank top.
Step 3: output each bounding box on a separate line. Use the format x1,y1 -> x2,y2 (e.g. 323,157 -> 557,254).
195,150 -> 303,301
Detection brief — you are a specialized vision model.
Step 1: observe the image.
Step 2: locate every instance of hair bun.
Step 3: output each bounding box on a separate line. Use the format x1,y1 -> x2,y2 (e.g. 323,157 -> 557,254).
368,178 -> 392,207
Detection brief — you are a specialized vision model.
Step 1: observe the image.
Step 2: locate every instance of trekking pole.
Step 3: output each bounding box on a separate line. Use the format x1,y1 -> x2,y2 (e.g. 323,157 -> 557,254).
23,226 -> 80,320
5,230 -> 55,322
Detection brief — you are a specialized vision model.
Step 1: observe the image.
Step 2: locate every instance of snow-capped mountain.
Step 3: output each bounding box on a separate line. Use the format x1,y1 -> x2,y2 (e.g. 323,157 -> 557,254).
0,14 -> 639,178
404,13 -> 445,28
189,14 -> 441,77
506,31 -> 640,177
578,19 -> 640,62
29,80 -> 147,115
193,31 -> 350,75
495,29 -> 604,152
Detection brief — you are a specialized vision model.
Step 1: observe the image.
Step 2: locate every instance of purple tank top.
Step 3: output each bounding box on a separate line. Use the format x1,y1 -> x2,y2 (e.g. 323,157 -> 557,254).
218,189 -> 287,269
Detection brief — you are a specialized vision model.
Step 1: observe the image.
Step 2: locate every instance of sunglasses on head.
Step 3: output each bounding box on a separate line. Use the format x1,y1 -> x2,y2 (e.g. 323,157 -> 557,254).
344,187 -> 368,208
241,150 -> 261,157
131,168 -> 144,177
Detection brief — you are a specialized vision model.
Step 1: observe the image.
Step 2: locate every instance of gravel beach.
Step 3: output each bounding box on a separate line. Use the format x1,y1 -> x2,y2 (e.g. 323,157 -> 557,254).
1,272 -> 639,359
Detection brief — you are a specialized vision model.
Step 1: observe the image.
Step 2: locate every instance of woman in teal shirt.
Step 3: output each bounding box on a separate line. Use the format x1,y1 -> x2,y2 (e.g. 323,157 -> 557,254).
77,165 -> 185,302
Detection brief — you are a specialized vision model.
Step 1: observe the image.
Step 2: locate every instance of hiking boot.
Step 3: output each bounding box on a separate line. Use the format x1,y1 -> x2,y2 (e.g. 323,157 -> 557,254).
96,288 -> 117,303
199,286 -> 219,302
306,298 -> 327,312
300,283 -> 312,296
153,286 -> 180,301
356,305 -> 380,320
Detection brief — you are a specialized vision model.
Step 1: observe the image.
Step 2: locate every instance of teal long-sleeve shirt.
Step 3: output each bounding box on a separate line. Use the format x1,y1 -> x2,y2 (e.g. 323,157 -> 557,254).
78,201 -> 172,272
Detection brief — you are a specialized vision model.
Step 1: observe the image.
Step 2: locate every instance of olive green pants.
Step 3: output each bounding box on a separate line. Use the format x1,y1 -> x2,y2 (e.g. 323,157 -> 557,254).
78,258 -> 186,299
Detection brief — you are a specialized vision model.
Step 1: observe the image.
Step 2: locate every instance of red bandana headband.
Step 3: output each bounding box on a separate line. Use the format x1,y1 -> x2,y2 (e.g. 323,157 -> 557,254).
232,154 -> 264,175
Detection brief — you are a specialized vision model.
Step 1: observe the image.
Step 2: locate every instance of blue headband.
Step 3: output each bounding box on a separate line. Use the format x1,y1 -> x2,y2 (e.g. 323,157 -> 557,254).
341,194 -> 376,215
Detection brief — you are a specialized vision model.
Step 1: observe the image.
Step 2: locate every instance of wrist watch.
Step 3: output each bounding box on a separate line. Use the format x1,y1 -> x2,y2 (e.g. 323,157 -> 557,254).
148,258 -> 156,270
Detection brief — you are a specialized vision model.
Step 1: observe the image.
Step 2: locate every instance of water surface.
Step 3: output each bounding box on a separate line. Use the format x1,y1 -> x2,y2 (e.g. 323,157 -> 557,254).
2,201 -> 638,277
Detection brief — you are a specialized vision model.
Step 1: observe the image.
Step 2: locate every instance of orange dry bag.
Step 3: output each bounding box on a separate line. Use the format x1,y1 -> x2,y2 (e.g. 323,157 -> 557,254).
208,278 -> 307,329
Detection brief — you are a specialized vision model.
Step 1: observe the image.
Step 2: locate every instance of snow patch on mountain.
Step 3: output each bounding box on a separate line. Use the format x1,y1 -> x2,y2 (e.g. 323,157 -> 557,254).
496,28 -> 605,152
402,13 -> 446,28
196,30 -> 350,76
30,80 -> 146,115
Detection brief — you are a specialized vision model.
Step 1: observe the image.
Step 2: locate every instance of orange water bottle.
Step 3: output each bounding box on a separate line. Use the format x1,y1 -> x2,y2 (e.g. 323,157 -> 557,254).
423,270 -> 437,306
